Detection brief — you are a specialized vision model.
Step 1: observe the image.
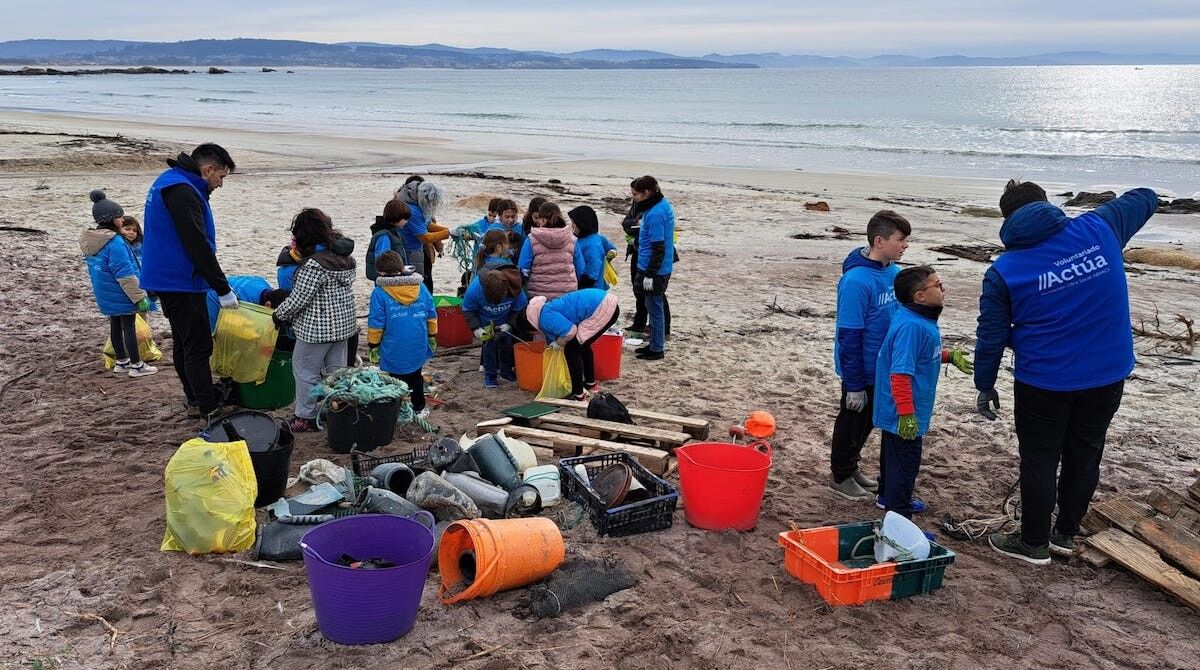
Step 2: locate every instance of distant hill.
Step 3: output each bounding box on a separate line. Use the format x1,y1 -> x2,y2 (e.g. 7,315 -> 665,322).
702,50 -> 1200,67
0,38 -> 753,70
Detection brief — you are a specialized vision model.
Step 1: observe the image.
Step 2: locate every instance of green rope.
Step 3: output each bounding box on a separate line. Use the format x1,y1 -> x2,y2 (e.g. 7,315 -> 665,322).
310,367 -> 412,429
450,234 -> 475,275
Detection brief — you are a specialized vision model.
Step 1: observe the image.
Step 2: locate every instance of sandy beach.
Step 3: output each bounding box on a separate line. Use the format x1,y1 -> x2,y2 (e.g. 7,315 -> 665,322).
1,110 -> 1198,669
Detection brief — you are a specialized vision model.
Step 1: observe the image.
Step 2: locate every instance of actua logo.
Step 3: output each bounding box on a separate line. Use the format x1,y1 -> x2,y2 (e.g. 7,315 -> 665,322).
1039,254 -> 1109,291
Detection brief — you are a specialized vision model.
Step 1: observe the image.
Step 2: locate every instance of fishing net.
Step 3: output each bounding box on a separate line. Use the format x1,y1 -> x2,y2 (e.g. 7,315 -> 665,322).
520,558 -> 638,619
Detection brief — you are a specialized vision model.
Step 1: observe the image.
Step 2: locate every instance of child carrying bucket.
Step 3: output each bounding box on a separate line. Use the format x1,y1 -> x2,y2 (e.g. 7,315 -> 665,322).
526,288 -> 619,400
80,190 -> 158,378
463,259 -> 527,388
872,266 -> 972,518
367,251 -> 438,418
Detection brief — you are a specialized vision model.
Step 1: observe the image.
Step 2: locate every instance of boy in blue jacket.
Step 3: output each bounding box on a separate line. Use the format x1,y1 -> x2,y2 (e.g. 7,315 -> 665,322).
977,180 -> 1158,565
873,266 -> 972,518
570,205 -> 618,290
830,210 -> 910,501
81,190 -> 157,377
367,251 -> 438,417
463,265 -> 528,388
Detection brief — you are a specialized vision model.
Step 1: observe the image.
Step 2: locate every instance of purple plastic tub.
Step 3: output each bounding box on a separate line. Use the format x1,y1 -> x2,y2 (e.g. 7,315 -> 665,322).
300,512 -> 435,645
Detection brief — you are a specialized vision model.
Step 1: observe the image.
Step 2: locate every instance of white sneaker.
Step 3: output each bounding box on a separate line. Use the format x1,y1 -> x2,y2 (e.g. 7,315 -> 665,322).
113,359 -> 132,373
417,408 -> 431,419
479,364 -> 485,373
128,362 -> 159,378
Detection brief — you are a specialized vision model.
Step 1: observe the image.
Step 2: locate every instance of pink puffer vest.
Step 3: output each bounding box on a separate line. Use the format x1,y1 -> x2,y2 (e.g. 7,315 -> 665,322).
526,227 -> 578,299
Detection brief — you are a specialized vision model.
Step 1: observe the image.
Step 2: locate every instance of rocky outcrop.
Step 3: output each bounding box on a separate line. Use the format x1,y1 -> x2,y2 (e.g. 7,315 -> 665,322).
1157,198 -> 1200,215
0,66 -> 188,76
804,201 -> 830,212
1063,191 -> 1116,208
207,67 -> 230,74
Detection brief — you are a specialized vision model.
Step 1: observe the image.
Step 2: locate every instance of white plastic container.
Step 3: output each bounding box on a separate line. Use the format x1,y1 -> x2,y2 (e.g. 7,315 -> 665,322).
874,511 -> 931,563
522,465 -> 562,507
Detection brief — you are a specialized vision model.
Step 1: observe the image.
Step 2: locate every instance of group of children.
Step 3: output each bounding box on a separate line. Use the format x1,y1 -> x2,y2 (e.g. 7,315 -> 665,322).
830,211 -> 973,518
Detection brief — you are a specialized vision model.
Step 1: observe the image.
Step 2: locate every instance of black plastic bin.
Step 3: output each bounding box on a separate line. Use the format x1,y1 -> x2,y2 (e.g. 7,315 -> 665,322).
325,398 -> 401,454
350,447 -> 431,477
559,452 -> 679,537
206,411 -> 295,508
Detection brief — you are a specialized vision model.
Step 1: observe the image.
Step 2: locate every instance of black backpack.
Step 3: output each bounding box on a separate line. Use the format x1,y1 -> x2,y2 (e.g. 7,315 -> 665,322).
587,392 -> 633,425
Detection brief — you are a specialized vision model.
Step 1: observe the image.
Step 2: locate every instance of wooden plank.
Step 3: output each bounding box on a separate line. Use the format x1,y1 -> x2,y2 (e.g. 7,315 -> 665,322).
533,397 -> 711,438
1086,528 -> 1200,610
475,423 -> 669,475
1189,477 -> 1200,504
1090,497 -> 1156,533
1133,517 -> 1200,580
530,413 -> 691,447
1172,507 -> 1200,536
1076,543 -> 1113,568
1147,485 -> 1200,517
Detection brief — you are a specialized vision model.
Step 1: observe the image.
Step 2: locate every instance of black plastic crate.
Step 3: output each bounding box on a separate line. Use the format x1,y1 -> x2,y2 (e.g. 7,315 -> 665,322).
559,453 -> 678,537
350,447 -> 430,477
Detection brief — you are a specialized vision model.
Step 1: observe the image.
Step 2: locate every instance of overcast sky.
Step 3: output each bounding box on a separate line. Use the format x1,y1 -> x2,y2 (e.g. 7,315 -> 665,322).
8,1 -> 1200,57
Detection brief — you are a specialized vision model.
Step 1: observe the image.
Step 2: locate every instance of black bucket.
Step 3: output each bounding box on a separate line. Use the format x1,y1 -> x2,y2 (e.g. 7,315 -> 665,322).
326,398 -> 401,454
206,410 -> 295,508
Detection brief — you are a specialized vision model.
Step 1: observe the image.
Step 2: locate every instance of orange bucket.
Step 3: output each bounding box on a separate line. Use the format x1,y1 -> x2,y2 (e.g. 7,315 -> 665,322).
514,341 -> 545,393
591,333 -> 623,381
438,517 -> 565,605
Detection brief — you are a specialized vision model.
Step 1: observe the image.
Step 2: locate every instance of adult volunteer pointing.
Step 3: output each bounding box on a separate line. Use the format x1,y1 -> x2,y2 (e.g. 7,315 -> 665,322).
973,179 -> 1157,566
140,143 -> 238,423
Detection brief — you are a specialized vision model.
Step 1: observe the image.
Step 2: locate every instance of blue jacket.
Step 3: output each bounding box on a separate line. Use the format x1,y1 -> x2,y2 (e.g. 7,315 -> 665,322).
462,271 -> 529,330
81,228 -> 145,317
399,203 -> 430,252
874,305 -> 943,437
141,166 -> 216,293
576,233 -> 617,289
206,275 -> 272,333
975,189 -> 1157,392
834,248 -> 901,391
637,197 -> 676,276
536,288 -> 609,342
367,275 -> 436,375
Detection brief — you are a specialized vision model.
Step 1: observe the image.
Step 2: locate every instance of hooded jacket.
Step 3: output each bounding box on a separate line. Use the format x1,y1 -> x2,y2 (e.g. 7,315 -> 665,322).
570,206 -> 618,290
365,218 -> 408,281
81,228 -> 146,316
276,244 -> 301,291
367,273 -> 437,375
526,288 -> 618,344
834,247 -> 901,391
272,238 -> 357,343
518,226 -> 585,300
140,152 -> 229,295
974,189 -> 1157,392
462,265 -> 528,330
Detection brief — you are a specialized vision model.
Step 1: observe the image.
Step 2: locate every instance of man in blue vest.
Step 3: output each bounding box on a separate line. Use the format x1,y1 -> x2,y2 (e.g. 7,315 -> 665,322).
975,179 -> 1157,565
141,143 -> 238,421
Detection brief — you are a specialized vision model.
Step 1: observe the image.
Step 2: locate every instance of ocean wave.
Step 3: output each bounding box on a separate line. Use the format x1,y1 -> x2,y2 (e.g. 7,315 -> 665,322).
197,97 -> 240,104
701,120 -> 870,130
996,126 -> 1199,136
444,112 -> 526,120
224,89 -> 259,94
99,92 -> 168,99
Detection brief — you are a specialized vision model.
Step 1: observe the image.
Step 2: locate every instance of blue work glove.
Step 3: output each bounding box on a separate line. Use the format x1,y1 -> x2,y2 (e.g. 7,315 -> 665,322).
898,414 -> 919,440
977,389 -> 1000,421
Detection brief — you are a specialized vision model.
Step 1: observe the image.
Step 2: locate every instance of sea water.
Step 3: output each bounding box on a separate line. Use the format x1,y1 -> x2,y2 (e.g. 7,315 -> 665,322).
2,65 -> 1197,195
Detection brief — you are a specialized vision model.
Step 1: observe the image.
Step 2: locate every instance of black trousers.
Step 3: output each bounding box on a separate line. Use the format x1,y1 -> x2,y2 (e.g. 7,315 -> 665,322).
395,368 -> 426,413
1014,379 -> 1124,546
109,314 -> 140,364
345,329 -> 360,367
830,383 -> 883,484
629,253 -> 670,334
564,307 -> 620,395
881,431 -> 922,518
422,249 -> 435,293
158,292 -> 218,413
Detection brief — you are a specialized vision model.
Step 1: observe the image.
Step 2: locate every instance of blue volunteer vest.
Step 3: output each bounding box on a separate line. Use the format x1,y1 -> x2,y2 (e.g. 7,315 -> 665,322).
992,213 -> 1133,391
141,168 -> 216,293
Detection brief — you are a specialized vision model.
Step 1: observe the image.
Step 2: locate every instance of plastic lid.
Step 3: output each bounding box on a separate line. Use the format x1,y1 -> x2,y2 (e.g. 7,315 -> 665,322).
207,411 -> 281,453
433,295 -> 462,308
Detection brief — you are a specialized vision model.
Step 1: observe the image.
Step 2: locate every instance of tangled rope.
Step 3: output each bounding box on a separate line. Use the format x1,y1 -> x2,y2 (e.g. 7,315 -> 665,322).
309,367 -> 434,432
941,480 -> 1022,541
450,234 -> 475,274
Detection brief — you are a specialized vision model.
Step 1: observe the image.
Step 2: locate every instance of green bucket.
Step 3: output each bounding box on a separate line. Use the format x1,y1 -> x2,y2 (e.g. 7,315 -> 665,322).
236,349 -> 296,410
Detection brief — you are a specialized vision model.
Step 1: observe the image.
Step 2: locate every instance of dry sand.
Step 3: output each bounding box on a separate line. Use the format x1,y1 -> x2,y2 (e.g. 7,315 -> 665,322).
1,112 -> 1198,670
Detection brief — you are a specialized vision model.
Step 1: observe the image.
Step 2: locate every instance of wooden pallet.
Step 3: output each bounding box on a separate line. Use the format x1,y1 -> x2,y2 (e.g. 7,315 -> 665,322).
1085,529 -> 1200,610
475,420 -> 671,475
517,412 -> 691,451
531,397 -> 711,439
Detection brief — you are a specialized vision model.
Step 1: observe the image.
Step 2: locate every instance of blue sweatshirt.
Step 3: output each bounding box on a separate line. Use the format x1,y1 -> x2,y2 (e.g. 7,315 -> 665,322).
537,288 -> 609,342
975,189 -> 1157,392
637,197 -> 676,276
576,233 -> 617,289
462,275 -> 529,329
834,248 -> 901,391
874,305 -> 943,437
399,203 -> 430,252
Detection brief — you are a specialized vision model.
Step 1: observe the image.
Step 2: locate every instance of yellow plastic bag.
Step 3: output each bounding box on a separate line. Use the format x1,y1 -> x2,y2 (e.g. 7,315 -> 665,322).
161,438 -> 257,555
537,346 -> 572,399
211,303 -> 278,384
102,314 -> 163,369
603,259 -> 619,287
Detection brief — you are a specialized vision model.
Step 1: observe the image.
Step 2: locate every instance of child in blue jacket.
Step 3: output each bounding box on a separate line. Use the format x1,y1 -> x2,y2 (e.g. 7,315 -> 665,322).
463,265 -> 528,388
873,266 -> 972,518
367,251 -> 437,417
80,190 -> 157,377
526,288 -> 620,400
570,205 -> 617,289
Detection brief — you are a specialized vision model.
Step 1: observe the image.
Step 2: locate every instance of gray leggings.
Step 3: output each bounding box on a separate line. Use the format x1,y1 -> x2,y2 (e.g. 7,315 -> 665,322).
292,338 -> 349,419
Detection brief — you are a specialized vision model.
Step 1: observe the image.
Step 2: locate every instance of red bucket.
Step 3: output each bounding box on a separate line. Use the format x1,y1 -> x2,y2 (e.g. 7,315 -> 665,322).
592,333 -> 623,382
434,296 -> 473,349
675,440 -> 772,531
